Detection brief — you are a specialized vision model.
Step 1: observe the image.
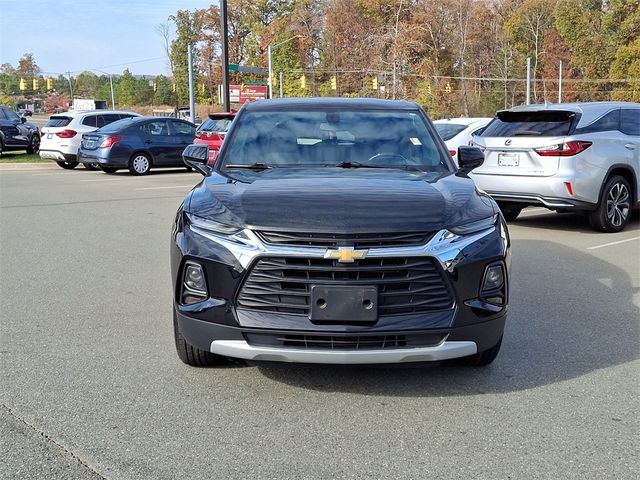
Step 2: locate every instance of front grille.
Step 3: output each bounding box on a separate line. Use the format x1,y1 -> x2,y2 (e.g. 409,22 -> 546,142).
244,332 -> 446,350
255,231 -> 431,248
236,257 -> 454,316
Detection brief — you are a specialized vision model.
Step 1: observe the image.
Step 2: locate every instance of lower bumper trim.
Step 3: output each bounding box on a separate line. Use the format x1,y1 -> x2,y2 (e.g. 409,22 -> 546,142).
487,192 -> 595,209
209,339 -> 477,364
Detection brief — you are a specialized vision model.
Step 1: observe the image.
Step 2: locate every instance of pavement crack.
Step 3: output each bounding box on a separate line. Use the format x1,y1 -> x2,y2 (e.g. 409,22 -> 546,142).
1,403 -> 109,479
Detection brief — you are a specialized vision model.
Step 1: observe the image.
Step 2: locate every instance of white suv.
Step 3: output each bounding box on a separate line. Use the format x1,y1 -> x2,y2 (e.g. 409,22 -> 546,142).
472,102 -> 639,232
40,110 -> 139,170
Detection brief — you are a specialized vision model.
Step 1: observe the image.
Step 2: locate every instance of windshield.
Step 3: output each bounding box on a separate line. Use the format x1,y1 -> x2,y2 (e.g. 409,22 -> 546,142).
221,109 -> 450,172
97,117 -> 136,133
434,123 -> 467,141
199,117 -> 233,133
482,111 -> 575,137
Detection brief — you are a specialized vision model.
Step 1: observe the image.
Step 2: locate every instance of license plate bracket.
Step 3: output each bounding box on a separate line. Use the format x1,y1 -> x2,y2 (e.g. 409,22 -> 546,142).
498,153 -> 520,167
310,285 -> 378,322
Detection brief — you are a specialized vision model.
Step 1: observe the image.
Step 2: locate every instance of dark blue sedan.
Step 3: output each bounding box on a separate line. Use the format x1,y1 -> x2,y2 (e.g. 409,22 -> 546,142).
78,116 -> 196,175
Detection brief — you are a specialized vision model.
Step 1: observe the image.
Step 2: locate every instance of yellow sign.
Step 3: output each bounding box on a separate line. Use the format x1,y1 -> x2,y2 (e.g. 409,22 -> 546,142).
324,247 -> 368,264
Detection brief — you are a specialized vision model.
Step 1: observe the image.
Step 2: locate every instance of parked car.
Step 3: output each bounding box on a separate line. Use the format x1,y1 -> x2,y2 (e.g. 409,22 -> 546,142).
18,108 -> 33,117
472,102 -> 640,232
171,98 -> 510,368
78,117 -> 196,175
0,105 -> 40,157
433,117 -> 492,161
39,110 -> 140,170
193,112 -> 236,163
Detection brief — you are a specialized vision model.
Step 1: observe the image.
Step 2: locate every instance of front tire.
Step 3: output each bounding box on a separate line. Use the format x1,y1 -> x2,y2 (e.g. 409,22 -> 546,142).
589,175 -> 632,232
173,310 -> 227,367
55,160 -> 79,169
129,153 -> 151,175
454,336 -> 502,367
26,135 -> 40,154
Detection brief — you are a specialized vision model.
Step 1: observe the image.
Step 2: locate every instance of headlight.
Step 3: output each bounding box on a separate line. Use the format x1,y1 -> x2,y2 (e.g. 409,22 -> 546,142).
186,213 -> 241,235
448,214 -> 497,235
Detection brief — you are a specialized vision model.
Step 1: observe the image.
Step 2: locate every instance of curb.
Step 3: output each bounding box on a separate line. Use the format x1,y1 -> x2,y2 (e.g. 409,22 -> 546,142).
0,162 -> 58,171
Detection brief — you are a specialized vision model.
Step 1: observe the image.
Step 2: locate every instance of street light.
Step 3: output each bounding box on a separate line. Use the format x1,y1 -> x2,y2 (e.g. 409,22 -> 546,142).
268,35 -> 302,99
94,69 -> 116,109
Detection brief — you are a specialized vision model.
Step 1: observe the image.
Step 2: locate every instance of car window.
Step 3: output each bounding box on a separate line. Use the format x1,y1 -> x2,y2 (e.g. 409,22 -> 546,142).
198,117 -> 233,133
99,114 -> 122,127
45,116 -> 72,127
0,108 -> 7,120
140,121 -> 170,136
576,110 -> 620,134
82,115 -> 99,127
171,120 -> 196,136
483,111 -> 575,137
118,114 -> 136,120
620,109 -> 640,136
98,118 -> 136,133
222,109 -> 450,172
434,123 -> 467,141
472,126 -> 487,136
5,109 -> 21,122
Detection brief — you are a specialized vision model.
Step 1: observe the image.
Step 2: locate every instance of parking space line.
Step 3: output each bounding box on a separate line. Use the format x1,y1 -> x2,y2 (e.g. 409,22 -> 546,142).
134,185 -> 195,191
587,236 -> 640,250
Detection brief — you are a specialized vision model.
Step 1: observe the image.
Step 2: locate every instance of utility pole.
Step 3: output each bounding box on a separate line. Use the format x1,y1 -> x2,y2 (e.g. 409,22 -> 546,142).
187,44 -> 196,124
279,72 -> 284,98
558,60 -> 563,103
525,57 -> 531,105
66,72 -> 74,104
220,0 -> 231,112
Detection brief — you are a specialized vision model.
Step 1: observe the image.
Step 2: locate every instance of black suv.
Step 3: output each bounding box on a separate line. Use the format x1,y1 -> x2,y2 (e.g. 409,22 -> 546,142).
171,98 -> 511,368
0,106 -> 40,156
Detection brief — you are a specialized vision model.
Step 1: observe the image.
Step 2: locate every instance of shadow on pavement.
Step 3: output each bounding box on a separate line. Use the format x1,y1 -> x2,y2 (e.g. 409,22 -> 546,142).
513,208 -> 639,233
256,239 -> 639,396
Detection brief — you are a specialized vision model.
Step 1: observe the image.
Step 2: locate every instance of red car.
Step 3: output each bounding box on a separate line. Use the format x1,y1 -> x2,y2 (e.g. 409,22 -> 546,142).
193,112 -> 236,164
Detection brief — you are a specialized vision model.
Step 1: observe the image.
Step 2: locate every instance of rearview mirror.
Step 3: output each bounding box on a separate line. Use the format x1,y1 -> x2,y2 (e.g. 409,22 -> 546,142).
457,146 -> 484,174
182,144 -> 211,176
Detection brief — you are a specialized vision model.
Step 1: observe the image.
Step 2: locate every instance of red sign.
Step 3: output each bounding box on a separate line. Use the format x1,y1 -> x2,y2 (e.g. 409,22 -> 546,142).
230,85 -> 268,104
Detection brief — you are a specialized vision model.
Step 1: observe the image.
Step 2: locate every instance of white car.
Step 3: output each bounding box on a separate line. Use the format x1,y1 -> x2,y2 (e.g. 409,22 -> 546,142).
40,110 -> 139,170
433,117 -> 493,161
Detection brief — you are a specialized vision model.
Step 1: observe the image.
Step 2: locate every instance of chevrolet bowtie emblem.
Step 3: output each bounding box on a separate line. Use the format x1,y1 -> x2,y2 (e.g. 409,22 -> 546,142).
324,247 -> 368,263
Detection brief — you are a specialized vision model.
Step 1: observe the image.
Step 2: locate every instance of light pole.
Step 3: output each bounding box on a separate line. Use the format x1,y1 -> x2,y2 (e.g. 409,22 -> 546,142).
268,35 -> 302,99
94,69 -> 116,109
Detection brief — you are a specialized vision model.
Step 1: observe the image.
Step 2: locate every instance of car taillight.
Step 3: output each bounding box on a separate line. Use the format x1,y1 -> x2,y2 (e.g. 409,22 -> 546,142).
55,129 -> 77,138
99,136 -> 122,148
534,141 -> 592,157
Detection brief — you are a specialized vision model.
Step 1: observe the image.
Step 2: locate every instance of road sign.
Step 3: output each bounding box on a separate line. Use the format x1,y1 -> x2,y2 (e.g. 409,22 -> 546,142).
229,84 -> 268,104
228,64 -> 267,75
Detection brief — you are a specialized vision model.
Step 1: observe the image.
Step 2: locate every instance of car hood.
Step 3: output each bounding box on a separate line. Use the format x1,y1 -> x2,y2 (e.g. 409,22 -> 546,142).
187,168 -> 495,233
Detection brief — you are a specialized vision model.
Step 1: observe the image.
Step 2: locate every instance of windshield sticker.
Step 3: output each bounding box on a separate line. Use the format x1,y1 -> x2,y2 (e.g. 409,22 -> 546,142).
409,137 -> 422,146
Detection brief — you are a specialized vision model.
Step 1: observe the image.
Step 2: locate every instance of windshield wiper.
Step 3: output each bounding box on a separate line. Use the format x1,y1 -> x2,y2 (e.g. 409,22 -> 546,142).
224,163 -> 273,171
334,161 -> 386,169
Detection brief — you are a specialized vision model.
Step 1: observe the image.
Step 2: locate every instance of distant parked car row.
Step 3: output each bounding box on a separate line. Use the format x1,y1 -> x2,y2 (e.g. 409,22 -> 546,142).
36,110 -> 235,175
437,102 -> 639,232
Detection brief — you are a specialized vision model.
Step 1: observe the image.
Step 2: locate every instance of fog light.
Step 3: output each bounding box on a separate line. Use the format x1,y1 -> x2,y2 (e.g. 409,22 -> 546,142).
182,261 -> 207,304
482,265 -> 504,291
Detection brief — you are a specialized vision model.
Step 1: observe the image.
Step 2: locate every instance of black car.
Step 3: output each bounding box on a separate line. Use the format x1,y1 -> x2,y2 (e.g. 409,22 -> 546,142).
171,98 -> 510,367
77,116 -> 196,175
0,106 -> 40,156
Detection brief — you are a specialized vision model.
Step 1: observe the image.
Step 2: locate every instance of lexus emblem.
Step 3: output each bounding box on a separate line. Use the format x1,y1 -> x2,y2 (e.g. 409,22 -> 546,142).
504,139 -> 512,146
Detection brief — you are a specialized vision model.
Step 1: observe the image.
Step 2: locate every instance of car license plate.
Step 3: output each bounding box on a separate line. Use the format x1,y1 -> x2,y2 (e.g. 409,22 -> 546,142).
85,140 -> 96,148
47,133 -> 53,139
310,285 -> 378,322
498,153 -> 520,167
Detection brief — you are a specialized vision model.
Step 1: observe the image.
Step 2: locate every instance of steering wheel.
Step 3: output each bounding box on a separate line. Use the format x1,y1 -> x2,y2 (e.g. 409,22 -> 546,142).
366,152 -> 409,165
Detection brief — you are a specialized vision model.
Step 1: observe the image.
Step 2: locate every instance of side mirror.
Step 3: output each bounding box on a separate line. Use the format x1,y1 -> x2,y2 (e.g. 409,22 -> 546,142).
20,116 -> 27,124
182,144 -> 211,176
457,146 -> 484,174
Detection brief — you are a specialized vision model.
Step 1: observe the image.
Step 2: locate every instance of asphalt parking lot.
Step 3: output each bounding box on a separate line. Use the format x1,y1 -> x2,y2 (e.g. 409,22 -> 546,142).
1,164 -> 638,479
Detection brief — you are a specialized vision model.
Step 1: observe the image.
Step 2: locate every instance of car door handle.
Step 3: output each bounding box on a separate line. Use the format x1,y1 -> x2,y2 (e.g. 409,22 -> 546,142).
625,143 -> 637,150
145,140 -> 153,144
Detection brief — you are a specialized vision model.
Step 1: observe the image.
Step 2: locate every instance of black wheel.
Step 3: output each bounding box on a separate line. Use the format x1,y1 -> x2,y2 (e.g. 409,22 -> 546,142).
454,336 -> 503,367
499,206 -> 522,222
84,162 -> 100,171
128,153 -> 151,175
99,166 -> 118,174
26,134 -> 40,154
173,310 -> 226,367
55,160 -> 79,169
589,175 -> 632,232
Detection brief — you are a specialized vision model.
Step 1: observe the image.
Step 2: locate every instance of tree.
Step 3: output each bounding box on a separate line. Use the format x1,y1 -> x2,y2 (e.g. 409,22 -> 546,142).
609,37 -> 640,102
117,69 -> 137,106
169,10 -> 200,106
17,53 -> 41,79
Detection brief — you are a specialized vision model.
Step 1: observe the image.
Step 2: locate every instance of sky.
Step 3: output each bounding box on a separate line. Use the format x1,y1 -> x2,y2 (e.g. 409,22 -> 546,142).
0,0 -> 214,77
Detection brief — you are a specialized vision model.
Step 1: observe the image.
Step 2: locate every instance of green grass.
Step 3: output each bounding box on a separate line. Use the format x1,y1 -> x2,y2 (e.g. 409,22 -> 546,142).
0,152 -> 49,163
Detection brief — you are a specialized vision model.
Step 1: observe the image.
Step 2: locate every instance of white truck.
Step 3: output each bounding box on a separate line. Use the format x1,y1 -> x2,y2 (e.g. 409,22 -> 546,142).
71,99 -> 108,111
